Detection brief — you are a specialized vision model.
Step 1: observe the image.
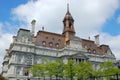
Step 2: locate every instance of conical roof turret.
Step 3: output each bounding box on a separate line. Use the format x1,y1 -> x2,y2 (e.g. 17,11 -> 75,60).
63,4 -> 74,22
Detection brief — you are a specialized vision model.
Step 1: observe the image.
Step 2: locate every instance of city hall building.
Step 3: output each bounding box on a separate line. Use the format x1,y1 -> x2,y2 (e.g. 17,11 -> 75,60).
2,6 -> 116,80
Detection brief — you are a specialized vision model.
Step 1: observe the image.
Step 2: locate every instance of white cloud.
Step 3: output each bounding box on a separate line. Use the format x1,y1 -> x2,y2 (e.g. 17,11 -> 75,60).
0,22 -> 13,72
12,0 -> 119,37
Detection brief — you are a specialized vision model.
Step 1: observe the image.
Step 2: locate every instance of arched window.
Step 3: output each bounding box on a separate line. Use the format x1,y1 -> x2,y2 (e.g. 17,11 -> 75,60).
49,42 -> 53,47
93,49 -> 96,53
87,48 -> 91,53
69,23 -> 72,29
42,41 -> 46,46
56,43 -> 59,48
84,44 -> 87,49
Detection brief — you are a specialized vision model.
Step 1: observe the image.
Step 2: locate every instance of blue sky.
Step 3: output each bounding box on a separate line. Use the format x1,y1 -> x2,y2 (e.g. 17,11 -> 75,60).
0,0 -> 120,35
102,8 -> 120,36
0,0 -> 28,34
0,0 -> 120,72
0,0 -> 27,21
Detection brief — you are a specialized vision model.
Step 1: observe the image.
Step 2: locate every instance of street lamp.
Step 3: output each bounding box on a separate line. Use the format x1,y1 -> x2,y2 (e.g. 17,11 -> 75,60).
116,62 -> 120,80
70,64 -> 73,80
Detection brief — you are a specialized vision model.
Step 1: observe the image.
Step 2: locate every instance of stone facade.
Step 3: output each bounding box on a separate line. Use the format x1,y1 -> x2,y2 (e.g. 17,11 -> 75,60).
2,6 -> 116,80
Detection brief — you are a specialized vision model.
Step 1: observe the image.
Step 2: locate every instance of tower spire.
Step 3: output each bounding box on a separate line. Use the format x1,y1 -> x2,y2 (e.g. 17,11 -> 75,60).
67,3 -> 69,12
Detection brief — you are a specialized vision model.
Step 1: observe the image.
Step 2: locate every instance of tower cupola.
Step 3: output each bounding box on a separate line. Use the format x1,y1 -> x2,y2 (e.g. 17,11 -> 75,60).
63,4 -> 74,22
63,4 -> 75,45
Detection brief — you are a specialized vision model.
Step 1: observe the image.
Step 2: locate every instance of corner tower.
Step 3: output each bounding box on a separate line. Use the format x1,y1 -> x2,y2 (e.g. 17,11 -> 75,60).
62,4 -> 75,45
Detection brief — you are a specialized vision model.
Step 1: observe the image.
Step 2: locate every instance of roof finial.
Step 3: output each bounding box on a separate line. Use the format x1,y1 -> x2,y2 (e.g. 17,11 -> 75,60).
67,3 -> 69,12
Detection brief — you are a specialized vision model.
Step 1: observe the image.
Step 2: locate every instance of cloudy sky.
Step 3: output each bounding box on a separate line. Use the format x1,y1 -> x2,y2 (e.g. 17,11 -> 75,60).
0,0 -> 120,72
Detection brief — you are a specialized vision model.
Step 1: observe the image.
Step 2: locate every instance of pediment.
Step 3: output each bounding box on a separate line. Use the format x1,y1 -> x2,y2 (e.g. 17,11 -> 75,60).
70,52 -> 89,59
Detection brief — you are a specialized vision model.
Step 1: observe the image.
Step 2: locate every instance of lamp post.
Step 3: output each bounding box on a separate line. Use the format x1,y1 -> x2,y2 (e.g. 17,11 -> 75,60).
116,62 -> 120,80
70,64 -> 73,80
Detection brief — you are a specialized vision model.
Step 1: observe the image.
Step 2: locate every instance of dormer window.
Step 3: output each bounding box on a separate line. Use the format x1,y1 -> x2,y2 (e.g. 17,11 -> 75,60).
56,43 -> 59,48
87,49 -> 91,53
42,41 -> 46,46
93,49 -> 96,53
49,42 -> 53,47
84,45 -> 87,49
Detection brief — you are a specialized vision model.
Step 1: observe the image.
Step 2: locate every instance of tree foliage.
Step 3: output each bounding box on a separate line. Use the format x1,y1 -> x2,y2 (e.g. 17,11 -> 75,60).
30,64 -> 45,77
30,60 -> 119,80
98,61 -> 120,80
45,59 -> 64,79
75,62 -> 94,80
63,60 -> 76,78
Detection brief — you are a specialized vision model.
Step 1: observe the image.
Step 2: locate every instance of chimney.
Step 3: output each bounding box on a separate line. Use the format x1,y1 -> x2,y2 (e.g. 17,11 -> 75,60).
94,34 -> 100,46
31,20 -> 36,36
88,36 -> 90,40
42,26 -> 44,31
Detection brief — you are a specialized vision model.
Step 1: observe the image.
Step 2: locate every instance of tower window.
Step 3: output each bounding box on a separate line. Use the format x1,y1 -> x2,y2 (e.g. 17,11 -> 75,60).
69,23 -> 72,29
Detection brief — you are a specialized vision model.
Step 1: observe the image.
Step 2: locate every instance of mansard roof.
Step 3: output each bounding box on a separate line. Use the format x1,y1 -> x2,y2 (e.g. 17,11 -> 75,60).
81,38 -> 113,55
34,30 -> 65,49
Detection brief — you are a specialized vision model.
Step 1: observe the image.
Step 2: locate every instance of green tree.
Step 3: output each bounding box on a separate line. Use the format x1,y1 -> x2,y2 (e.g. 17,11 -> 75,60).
45,59 -> 64,80
55,59 -> 64,79
99,61 -> 117,80
63,60 -> 76,79
75,62 -> 94,80
46,62 -> 58,80
30,64 -> 46,80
